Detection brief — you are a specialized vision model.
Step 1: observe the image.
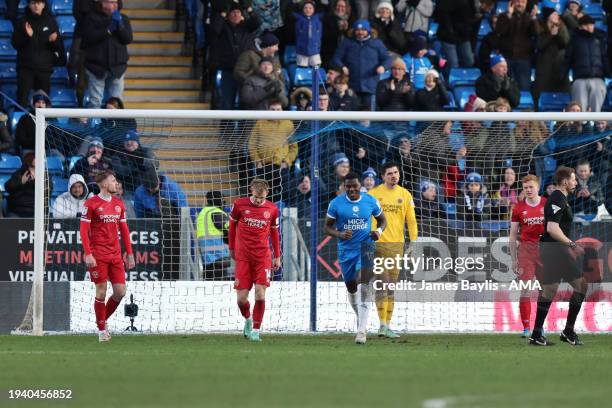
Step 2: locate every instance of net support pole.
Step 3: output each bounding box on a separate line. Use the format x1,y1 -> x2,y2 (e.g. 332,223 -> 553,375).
32,110 -> 46,336
309,68 -> 320,332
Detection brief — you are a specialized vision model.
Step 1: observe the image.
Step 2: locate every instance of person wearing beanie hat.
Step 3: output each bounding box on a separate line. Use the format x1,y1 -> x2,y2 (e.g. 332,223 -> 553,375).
415,68 -> 450,111
12,0 -> 65,107
360,167 -> 377,191
293,0 -> 324,67
457,171 -> 490,222
234,31 -> 283,86
111,129 -> 158,193
240,50 -> 288,109
376,57 -> 416,111
495,0 -> 538,92
562,0 -> 583,32
14,89 -> 53,152
534,6 -> 570,104
371,1 -> 407,55
70,137 -> 113,195
475,51 -> 520,108
413,179 -> 446,220
563,11 -> 608,112
331,17 -> 392,110
401,35 -> 433,89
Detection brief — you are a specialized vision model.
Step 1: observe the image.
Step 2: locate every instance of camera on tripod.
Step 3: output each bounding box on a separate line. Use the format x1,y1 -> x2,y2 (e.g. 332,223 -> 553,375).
124,294 -> 139,331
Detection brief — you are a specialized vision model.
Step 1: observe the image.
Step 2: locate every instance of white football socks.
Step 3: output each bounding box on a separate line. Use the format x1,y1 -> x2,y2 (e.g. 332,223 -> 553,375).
357,283 -> 371,333
348,290 -> 359,317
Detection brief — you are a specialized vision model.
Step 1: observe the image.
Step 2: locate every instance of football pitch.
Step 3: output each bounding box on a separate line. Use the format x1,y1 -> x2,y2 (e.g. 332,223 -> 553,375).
1,334 -> 610,408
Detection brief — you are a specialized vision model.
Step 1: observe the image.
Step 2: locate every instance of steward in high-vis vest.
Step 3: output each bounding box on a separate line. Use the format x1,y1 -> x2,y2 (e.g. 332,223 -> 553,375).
196,191 -> 230,279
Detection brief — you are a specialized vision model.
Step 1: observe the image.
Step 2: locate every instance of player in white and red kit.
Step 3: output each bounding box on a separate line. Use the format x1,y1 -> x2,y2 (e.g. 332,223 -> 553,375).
228,179 -> 281,342
80,171 -> 135,342
509,174 -> 546,337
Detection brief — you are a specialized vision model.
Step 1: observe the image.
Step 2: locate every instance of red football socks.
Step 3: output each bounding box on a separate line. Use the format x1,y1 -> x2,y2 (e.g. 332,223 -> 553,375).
106,296 -> 121,319
253,300 -> 265,330
519,298 -> 531,330
238,300 -> 251,319
94,298 -> 106,331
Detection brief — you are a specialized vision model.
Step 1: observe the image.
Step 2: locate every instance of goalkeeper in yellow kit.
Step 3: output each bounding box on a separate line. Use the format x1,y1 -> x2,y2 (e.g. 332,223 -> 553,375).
369,162 -> 418,338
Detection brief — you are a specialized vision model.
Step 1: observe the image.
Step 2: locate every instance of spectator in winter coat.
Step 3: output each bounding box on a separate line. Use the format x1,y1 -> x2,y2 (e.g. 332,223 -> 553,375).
329,75 -> 359,111
11,0 -> 66,106
495,0 -> 539,91
370,2 -> 407,56
414,180 -> 446,219
111,130 -> 158,193
251,0 -> 282,34
52,173 -> 90,218
435,0 -> 476,69
415,69 -> 450,111
396,0 -> 433,40
0,113 -> 15,154
477,14 -> 500,73
234,32 -> 282,85
293,0 -> 324,67
321,0 -> 354,67
534,8 -> 570,103
81,0 -> 132,109
402,36 -> 432,89
134,174 -> 187,218
290,86 -> 313,110
70,139 -> 113,194
240,56 -> 288,109
331,19 -> 392,110
5,152 -> 51,217
564,14 -> 609,112
562,0 -> 584,33
14,90 -> 54,154
209,3 -> 261,109
475,53 -> 520,108
571,160 -> 604,215
457,172 -> 490,223
376,57 -> 415,111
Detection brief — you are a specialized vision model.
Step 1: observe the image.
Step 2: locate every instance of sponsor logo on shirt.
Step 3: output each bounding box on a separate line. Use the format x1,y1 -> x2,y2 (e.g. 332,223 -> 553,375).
100,214 -> 121,223
524,216 -> 544,226
243,217 -> 268,228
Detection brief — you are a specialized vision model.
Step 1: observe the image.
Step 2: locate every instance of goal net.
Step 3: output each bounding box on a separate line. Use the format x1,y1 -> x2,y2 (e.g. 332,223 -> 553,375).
10,109 -> 612,335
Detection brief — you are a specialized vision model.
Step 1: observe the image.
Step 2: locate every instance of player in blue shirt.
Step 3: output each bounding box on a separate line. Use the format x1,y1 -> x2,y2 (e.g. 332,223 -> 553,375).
325,172 -> 387,344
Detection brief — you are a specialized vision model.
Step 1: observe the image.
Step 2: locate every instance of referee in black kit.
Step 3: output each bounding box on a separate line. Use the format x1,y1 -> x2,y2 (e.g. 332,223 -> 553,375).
530,166 -> 586,346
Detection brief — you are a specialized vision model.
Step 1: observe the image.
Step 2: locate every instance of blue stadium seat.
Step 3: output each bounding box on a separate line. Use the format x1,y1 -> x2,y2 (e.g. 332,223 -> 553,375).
448,68 -> 480,89
49,86 -> 77,107
67,155 -> 81,173
52,0 -> 74,15
283,45 -> 296,66
9,110 -> 26,134
47,156 -> 65,176
51,66 -> 70,85
595,20 -> 608,33
583,3 -> 604,21
0,19 -> 13,38
0,83 -> 17,104
538,92 -> 571,112
291,66 -> 326,87
0,154 -> 22,174
517,91 -> 534,110
453,86 -> 476,110
0,174 -> 10,193
478,19 -> 491,39
443,91 -> 456,111
0,37 -> 16,61
51,176 -> 68,197
541,0 -> 566,14
428,22 -> 438,40
281,67 -> 290,93
0,62 -> 17,82
57,15 -> 76,38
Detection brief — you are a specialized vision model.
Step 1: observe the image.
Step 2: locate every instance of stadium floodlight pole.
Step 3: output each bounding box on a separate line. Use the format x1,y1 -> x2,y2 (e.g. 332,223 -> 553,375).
32,109 -> 46,336
309,68 -> 320,332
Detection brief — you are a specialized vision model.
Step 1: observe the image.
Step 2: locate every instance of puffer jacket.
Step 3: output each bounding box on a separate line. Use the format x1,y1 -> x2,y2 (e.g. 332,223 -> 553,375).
564,28 -> 609,80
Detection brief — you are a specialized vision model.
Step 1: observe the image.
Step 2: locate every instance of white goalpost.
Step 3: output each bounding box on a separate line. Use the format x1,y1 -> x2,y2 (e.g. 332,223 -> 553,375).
19,108 -> 611,335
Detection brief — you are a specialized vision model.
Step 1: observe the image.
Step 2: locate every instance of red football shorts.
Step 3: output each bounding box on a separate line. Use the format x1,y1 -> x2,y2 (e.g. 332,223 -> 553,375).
517,242 -> 541,282
89,257 -> 126,285
234,259 -> 271,290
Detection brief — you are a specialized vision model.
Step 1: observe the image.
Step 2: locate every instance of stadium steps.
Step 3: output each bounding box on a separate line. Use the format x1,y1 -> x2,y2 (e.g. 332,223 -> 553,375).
123,0 -> 203,110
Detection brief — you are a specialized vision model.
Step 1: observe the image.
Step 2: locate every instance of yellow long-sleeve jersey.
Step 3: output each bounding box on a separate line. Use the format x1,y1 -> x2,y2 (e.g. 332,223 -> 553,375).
369,184 -> 418,243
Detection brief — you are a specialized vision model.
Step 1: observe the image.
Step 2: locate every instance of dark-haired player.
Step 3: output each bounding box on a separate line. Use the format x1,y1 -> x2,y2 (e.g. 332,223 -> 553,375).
325,172 -> 387,344
530,167 -> 586,346
509,174 -> 545,337
229,179 -> 281,342
80,171 -> 135,342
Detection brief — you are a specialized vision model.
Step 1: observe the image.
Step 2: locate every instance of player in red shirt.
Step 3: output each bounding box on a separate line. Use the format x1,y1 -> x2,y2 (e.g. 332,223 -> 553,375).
509,174 -> 546,337
80,171 -> 135,342
229,179 -> 281,342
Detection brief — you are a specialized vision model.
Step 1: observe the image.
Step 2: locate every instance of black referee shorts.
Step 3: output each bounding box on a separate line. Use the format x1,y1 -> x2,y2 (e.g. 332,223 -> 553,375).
538,242 -> 582,285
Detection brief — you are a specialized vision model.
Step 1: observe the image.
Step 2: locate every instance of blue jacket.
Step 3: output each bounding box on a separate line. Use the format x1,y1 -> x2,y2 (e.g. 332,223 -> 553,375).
402,54 -> 433,89
331,35 -> 392,94
565,29 -> 609,80
134,175 -> 188,218
293,12 -> 324,57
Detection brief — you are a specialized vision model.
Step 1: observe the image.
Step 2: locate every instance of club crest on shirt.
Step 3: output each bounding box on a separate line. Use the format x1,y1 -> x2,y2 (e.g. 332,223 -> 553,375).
244,210 -> 251,215
397,198 -> 403,204
352,206 -> 359,213
263,211 -> 270,219
115,205 -> 121,213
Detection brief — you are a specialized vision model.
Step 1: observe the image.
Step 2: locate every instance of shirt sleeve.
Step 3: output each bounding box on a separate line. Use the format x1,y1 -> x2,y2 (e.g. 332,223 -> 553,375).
511,204 -> 521,223
229,202 -> 241,222
545,194 -> 565,224
326,200 -> 337,219
404,191 -> 418,242
372,197 -> 383,218
80,202 -> 92,223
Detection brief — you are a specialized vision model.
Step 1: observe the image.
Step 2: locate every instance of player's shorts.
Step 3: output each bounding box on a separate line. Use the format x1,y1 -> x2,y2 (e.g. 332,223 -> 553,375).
234,259 -> 271,290
517,242 -> 542,282
338,243 -> 375,284
375,242 -> 405,282
89,257 -> 126,285
539,242 -> 582,285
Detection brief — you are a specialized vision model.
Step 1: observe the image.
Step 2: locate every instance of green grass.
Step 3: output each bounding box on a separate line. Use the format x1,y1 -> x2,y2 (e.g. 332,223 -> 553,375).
0,334 -> 610,408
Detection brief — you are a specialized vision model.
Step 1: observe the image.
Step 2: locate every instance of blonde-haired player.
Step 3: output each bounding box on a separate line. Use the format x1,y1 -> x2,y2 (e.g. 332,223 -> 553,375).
369,162 -> 418,338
